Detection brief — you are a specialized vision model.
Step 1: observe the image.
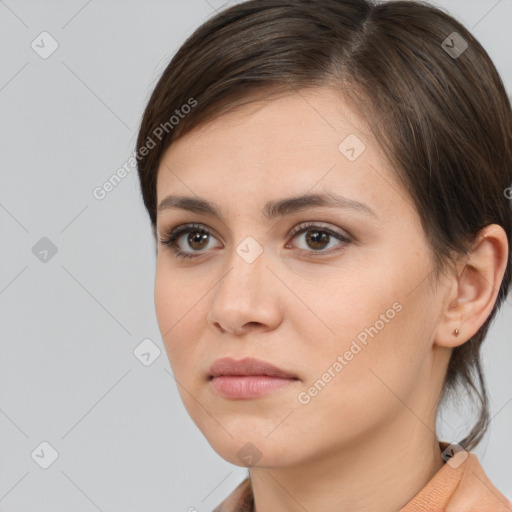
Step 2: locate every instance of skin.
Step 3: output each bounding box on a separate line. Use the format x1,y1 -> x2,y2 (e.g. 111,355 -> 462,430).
153,86 -> 508,512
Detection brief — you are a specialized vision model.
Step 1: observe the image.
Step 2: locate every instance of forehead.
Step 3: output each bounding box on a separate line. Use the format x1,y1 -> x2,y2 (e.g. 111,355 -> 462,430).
162,87 -> 371,160
155,87 -> 407,222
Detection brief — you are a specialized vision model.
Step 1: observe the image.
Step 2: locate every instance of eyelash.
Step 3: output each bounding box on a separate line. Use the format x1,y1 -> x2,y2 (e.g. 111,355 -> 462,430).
158,222 -> 351,260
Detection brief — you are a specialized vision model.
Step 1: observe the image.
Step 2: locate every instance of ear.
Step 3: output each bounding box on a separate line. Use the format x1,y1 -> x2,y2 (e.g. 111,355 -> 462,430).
434,224 -> 509,348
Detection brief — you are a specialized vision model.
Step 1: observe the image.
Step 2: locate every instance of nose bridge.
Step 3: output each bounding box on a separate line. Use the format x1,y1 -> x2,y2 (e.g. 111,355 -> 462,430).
216,234 -> 267,302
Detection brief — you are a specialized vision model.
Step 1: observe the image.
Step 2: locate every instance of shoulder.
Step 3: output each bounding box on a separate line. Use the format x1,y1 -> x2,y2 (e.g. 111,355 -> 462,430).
401,446 -> 512,512
445,451 -> 512,512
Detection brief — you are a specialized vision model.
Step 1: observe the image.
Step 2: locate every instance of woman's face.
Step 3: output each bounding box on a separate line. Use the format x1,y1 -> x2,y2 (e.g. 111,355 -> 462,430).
154,87 -> 451,468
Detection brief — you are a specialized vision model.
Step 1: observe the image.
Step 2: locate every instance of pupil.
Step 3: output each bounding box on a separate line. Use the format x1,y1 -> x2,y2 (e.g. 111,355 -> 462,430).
189,231 -> 208,249
307,230 -> 329,250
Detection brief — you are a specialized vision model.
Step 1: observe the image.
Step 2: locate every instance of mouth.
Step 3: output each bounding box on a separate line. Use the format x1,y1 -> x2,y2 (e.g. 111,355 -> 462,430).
208,357 -> 299,399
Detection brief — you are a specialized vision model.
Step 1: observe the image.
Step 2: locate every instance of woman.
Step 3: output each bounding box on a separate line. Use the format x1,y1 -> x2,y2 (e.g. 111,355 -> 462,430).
135,0 -> 512,510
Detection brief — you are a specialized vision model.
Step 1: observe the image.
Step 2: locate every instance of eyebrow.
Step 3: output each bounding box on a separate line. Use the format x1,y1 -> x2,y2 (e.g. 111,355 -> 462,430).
157,191 -> 377,221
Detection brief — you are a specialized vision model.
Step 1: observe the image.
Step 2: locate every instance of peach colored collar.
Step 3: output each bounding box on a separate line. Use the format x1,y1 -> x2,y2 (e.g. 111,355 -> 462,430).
213,441 -> 512,512
400,441 -> 511,511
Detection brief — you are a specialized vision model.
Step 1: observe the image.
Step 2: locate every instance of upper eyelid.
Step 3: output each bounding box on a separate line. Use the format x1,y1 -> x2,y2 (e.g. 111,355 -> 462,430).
289,221 -> 348,237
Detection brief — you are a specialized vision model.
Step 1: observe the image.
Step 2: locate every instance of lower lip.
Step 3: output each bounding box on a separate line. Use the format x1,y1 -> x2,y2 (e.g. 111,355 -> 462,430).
210,375 -> 298,399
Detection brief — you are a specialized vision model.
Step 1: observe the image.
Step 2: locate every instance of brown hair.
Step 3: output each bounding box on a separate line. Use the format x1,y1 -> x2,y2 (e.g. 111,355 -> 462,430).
135,0 -> 512,451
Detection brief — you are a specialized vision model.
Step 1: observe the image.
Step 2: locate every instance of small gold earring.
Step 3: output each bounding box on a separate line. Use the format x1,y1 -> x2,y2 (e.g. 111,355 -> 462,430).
452,328 -> 460,337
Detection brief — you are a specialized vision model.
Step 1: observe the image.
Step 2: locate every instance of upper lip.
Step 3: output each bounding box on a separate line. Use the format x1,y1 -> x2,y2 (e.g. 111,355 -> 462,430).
209,357 -> 298,379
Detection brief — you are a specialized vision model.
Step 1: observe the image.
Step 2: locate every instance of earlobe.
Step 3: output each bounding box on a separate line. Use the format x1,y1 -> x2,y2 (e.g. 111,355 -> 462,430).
435,224 -> 509,349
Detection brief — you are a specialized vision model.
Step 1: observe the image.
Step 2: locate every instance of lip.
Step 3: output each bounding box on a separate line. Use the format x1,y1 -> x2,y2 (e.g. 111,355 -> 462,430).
208,357 -> 299,399
209,357 -> 297,379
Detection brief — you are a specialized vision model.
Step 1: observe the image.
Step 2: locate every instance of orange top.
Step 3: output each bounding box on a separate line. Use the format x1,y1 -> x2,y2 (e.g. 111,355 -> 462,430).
213,441 -> 512,512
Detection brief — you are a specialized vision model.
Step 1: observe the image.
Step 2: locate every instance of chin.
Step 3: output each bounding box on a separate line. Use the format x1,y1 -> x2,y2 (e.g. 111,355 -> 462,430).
201,428 -> 303,469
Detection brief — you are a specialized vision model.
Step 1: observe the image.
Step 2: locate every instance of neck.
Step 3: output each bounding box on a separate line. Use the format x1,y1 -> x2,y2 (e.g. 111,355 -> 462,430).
249,416 -> 445,512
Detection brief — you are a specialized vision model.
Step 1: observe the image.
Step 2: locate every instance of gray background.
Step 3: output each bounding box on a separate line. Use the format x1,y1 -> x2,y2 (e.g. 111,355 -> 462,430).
0,0 -> 511,510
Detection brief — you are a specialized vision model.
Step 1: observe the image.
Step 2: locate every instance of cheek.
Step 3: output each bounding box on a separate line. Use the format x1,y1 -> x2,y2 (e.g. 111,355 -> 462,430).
298,265 -> 432,406
154,265 -> 202,373
154,267 -> 172,332
154,261 -> 198,333
289,302 -> 425,444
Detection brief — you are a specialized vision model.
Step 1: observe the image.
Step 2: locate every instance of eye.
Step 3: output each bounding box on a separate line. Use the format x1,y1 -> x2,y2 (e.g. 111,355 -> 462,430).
158,221 -> 350,260
286,221 -> 350,255
158,223 -> 221,260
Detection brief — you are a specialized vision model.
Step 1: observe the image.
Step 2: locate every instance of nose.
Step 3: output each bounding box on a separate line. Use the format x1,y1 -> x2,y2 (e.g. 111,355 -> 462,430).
206,246 -> 284,336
